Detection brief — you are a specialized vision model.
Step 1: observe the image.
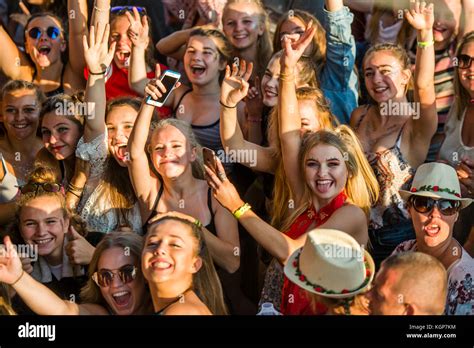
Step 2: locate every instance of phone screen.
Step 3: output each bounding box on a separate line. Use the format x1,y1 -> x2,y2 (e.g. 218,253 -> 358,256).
156,74 -> 179,104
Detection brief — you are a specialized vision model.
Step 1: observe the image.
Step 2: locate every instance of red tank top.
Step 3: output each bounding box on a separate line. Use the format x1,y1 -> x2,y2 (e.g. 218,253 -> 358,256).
281,191 -> 347,315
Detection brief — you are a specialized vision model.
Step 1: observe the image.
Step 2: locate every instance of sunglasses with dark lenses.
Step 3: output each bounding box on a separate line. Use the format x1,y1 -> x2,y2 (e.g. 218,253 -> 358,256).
28,26 -> 61,40
410,196 -> 461,216
458,54 -> 474,69
92,264 -> 137,287
110,6 -> 146,15
20,182 -> 62,195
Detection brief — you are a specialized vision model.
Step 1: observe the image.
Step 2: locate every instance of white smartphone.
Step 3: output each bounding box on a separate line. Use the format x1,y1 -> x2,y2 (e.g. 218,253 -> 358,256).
145,70 -> 181,107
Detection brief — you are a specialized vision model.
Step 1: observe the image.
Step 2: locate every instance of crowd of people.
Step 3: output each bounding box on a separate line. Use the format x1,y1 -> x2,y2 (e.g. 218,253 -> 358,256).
0,0 -> 472,316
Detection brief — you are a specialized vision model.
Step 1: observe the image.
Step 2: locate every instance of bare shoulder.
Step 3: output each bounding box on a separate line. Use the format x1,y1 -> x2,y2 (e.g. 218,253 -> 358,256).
350,105 -> 368,130
78,303 -> 110,315
163,294 -> 212,315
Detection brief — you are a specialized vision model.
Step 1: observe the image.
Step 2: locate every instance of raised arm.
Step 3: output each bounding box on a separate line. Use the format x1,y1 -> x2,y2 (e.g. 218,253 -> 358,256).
343,0 -> 374,13
127,8 -> 150,96
155,27 -> 195,61
460,0 -> 474,37
279,22 -> 316,204
405,2 -> 437,155
83,23 -> 116,143
67,0 -> 88,76
220,61 -> 276,173
91,0 -> 110,28
0,24 -> 31,80
0,236 -> 107,315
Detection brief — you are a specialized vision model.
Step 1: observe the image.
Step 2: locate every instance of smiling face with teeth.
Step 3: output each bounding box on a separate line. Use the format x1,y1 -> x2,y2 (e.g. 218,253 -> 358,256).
2,88 -> 41,140
184,36 -> 226,86
408,199 -> 458,248
25,16 -> 66,69
41,112 -> 82,161
142,220 -> 202,290
106,105 -> 138,167
458,42 -> 474,98
364,50 -> 411,104
222,2 -> 265,51
304,144 -> 349,208
19,195 -> 68,263
97,247 -> 147,315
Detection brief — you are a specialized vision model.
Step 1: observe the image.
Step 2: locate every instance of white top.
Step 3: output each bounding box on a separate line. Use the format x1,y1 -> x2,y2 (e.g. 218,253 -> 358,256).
364,16 -> 403,44
393,239 -> 474,315
75,132 -> 142,234
439,109 -> 474,166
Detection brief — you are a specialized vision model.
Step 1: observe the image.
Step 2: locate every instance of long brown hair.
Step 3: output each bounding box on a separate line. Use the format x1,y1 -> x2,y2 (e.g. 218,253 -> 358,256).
147,216 -> 228,315
452,31 -> 474,120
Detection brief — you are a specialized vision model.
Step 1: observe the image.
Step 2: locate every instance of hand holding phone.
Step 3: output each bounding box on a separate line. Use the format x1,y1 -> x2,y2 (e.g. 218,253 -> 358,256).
145,66 -> 181,107
203,147 -> 218,175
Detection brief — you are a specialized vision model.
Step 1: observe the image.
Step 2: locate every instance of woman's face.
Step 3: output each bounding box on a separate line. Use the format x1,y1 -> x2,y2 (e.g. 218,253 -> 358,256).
279,17 -> 313,55
150,125 -> 196,179
299,99 -> 321,135
25,16 -> 66,69
184,36 -> 225,86
41,112 -> 82,160
106,105 -> 138,167
261,56 -> 280,107
142,220 -> 201,286
364,50 -> 410,103
222,2 -> 264,51
97,247 -> 148,315
2,89 -> 41,140
409,200 -> 458,248
19,195 -> 68,258
458,41 -> 474,98
110,16 -> 133,69
432,1 -> 459,46
304,144 -> 348,205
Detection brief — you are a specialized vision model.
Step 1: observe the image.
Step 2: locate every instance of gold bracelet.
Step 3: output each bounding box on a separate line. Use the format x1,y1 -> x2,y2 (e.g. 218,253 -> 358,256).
279,74 -> 295,82
10,270 -> 24,286
233,203 -> 251,219
94,5 -> 111,12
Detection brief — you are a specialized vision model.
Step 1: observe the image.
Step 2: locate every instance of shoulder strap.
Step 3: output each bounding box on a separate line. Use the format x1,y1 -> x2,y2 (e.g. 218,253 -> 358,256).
172,89 -> 192,114
207,187 -> 214,217
355,105 -> 370,130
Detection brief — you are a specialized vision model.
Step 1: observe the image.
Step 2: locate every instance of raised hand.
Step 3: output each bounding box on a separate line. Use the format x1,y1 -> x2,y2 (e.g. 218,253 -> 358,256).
280,20 -> 316,69
83,23 -> 116,73
65,225 -> 95,265
220,59 -> 253,108
405,1 -> 434,31
0,236 -> 24,285
125,7 -> 149,49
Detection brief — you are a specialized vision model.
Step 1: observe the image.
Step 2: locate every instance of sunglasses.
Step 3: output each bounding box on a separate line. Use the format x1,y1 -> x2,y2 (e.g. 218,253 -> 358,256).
28,26 -> 61,40
92,264 -> 137,288
410,196 -> 461,216
110,6 -> 146,15
458,54 -> 474,69
20,182 -> 62,195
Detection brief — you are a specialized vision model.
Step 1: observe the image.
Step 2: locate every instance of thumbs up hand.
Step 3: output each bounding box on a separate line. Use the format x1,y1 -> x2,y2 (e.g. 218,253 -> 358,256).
65,226 -> 95,266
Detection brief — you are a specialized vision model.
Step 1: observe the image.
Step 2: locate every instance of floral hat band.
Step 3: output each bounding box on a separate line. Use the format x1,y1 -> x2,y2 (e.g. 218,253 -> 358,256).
399,163 -> 472,210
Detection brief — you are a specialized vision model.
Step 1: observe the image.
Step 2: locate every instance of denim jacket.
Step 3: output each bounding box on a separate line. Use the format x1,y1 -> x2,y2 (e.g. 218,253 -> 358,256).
320,6 -> 358,124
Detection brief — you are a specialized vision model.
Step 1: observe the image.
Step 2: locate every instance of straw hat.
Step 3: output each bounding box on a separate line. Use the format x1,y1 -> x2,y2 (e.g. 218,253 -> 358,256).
284,229 -> 375,299
399,162 -> 472,209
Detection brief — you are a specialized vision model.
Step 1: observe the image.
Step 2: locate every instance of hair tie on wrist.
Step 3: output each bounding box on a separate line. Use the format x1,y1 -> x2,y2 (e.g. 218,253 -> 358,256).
89,69 -> 107,75
220,100 -> 237,108
10,270 -> 24,286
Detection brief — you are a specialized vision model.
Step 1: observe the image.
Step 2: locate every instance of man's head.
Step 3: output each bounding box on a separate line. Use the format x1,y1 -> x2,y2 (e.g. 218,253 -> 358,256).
368,252 -> 447,315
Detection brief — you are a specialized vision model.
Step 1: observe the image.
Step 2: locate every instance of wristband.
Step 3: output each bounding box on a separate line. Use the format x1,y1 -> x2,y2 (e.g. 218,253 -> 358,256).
417,40 -> 434,49
89,69 -> 107,75
9,270 -> 24,286
94,6 -> 111,12
194,219 -> 203,228
233,203 -> 251,219
220,100 -> 237,108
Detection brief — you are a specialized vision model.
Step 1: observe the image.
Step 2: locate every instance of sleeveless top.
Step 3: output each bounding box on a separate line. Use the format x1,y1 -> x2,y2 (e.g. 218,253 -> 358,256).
143,183 -> 217,235
280,191 -> 347,315
172,90 -> 232,173
355,106 -> 414,231
33,64 -> 66,97
0,153 -> 24,203
439,109 -> 474,166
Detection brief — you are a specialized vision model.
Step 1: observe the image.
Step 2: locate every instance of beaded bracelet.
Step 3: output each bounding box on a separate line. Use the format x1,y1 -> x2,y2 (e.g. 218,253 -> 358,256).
233,203 -> 251,219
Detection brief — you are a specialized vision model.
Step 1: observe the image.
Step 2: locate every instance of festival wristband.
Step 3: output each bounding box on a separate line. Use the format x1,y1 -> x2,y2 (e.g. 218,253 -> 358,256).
417,40 -> 434,49
233,203 -> 252,219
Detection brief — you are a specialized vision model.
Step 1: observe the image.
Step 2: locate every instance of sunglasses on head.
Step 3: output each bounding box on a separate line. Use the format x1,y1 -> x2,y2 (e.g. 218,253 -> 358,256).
457,54 -> 474,69
28,26 -> 61,40
20,182 -> 62,195
410,196 -> 461,216
110,6 -> 146,15
92,264 -> 137,288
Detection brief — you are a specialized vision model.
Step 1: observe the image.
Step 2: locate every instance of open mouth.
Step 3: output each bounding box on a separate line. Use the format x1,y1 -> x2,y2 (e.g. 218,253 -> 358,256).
424,224 -> 440,237
34,237 -> 54,246
150,258 -> 172,270
190,65 -> 206,76
116,51 -> 131,63
433,25 -> 447,33
374,87 -> 389,94
112,290 -> 132,307
264,88 -> 278,98
233,33 -> 248,40
115,144 -> 128,161
51,145 -> 65,152
12,123 -> 30,130
315,179 -> 334,193
37,45 -> 51,56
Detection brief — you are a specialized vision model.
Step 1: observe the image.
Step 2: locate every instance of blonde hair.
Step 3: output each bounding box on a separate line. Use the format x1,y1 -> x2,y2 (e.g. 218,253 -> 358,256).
269,87 -> 337,229
223,0 -> 273,78
452,31 -> 474,120
273,10 -> 327,75
149,118 -> 204,179
0,284 -> 16,315
80,232 -> 148,308
280,126 -> 379,232
147,216 -> 228,315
